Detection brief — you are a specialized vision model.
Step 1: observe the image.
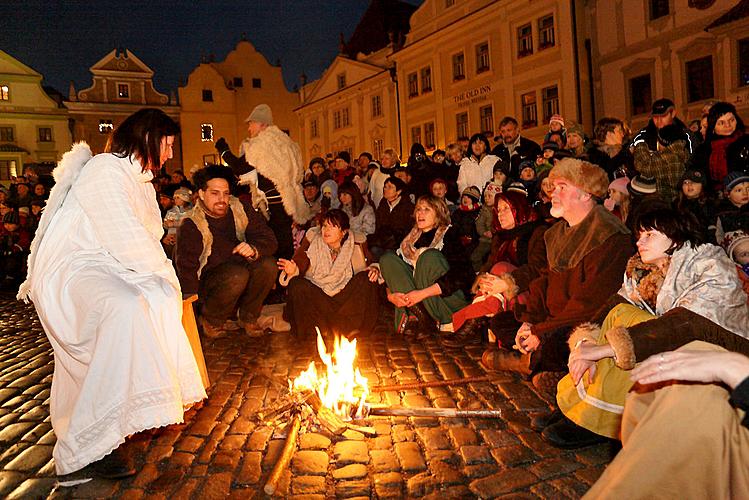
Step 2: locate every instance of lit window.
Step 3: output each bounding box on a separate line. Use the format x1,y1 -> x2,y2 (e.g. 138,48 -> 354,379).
517,24 -> 533,58
408,72 -> 419,98
117,83 -> 129,99
371,95 -> 382,117
629,74 -> 652,116
738,38 -> 749,87
38,127 -> 53,142
424,122 -> 435,149
650,0 -> 669,20
0,127 -> 14,142
456,112 -> 468,139
541,85 -> 559,123
310,118 -> 319,138
686,56 -> 714,102
411,125 -> 422,146
521,92 -> 537,129
452,52 -> 465,81
479,105 -> 494,135
0,85 -> 9,101
420,67 -> 432,93
233,77 -> 243,88
252,78 -> 262,88
337,73 -> 346,90
201,123 -> 214,142
476,43 -> 490,73
202,89 -> 213,102
98,119 -> 114,134
538,15 -> 555,50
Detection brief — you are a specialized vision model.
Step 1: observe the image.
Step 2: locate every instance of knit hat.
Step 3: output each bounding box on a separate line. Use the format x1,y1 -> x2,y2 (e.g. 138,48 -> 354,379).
628,175 -> 657,196
335,151 -> 351,165
173,187 -> 192,203
566,121 -> 585,139
724,171 -> 749,192
608,176 -> 630,195
493,159 -> 510,177
722,230 -> 749,261
461,185 -> 481,203
493,191 -> 535,232
680,169 -> 705,185
651,98 -> 675,116
244,103 -> 273,125
549,114 -> 565,128
542,140 -> 559,152
519,159 -> 535,173
505,182 -> 529,197
548,158 -> 608,199
2,211 -> 19,225
483,182 -> 503,199
309,156 -> 325,169
17,206 -> 29,216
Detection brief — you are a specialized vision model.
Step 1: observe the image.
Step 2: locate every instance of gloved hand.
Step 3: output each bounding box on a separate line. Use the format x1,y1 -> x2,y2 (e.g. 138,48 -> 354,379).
215,137 -> 229,154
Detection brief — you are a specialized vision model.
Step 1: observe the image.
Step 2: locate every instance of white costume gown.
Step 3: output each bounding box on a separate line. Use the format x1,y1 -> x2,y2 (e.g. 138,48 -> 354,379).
24,150 -> 206,475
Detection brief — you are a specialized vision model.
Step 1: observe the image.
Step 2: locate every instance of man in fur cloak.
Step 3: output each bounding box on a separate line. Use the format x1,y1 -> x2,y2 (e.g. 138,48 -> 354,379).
215,104 -> 311,259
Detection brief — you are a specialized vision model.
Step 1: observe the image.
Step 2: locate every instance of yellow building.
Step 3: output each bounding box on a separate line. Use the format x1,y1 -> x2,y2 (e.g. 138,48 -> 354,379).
0,49 -> 71,183
295,0 -> 417,162
179,40 -> 299,171
66,48 -> 182,170
390,0 -> 592,151
590,0 -> 749,131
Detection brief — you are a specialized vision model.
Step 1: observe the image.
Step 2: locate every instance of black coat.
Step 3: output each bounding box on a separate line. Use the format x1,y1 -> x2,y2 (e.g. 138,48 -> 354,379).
491,137 -> 542,179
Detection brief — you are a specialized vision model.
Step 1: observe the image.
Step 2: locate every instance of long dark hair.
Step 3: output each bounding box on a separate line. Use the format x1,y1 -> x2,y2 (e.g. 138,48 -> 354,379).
338,181 -> 365,216
468,133 -> 490,161
706,101 -> 745,143
107,108 -> 180,172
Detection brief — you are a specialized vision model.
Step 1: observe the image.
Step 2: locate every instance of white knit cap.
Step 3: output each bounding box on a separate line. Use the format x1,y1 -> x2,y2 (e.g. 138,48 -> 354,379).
245,104 -> 273,125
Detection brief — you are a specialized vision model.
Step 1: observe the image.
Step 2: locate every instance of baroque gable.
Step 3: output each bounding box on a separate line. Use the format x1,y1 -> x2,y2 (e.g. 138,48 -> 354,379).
302,56 -> 385,105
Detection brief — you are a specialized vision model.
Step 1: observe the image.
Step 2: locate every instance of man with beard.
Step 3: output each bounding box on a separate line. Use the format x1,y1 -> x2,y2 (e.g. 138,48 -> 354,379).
491,116 -> 542,179
175,165 -> 277,338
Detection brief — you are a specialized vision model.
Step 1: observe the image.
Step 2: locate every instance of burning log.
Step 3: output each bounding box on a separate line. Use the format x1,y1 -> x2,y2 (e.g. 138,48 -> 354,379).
264,411 -> 302,496
360,405 -> 503,419
370,376 -> 491,392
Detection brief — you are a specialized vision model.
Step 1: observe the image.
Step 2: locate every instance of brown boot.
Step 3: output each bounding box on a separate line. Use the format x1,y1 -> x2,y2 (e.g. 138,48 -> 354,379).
409,303 -> 438,335
480,348 -> 531,377
442,317 -> 487,347
200,316 -> 223,338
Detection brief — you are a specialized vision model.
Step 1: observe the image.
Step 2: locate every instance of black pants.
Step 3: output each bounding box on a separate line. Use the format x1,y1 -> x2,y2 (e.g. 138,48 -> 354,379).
489,311 -> 571,373
269,204 -> 294,260
198,257 -> 277,325
284,271 -> 380,337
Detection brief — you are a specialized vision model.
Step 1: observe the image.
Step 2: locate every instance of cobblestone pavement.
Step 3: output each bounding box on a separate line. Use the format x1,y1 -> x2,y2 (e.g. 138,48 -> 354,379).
0,293 -> 616,499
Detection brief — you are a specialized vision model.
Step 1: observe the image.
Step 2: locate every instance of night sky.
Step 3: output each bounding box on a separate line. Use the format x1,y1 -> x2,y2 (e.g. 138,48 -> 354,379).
2,0 -> 422,96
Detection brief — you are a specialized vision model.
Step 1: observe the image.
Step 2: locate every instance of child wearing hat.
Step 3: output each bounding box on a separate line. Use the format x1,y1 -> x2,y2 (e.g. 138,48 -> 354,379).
721,229 -> 749,296
603,176 -> 631,222
714,172 -> 749,243
673,169 -> 715,240
452,186 -> 482,254
543,114 -> 567,145
163,187 -> 193,237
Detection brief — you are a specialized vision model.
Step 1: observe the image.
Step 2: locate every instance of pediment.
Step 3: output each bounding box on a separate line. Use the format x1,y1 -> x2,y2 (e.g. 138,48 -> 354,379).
90,49 -> 154,77
0,49 -> 41,77
303,56 -> 385,104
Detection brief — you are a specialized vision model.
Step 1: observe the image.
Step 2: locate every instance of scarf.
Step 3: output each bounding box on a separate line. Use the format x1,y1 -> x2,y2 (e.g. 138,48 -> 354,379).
618,253 -> 669,313
545,204 -> 629,272
305,227 -> 355,296
398,225 -> 449,267
709,133 -> 741,183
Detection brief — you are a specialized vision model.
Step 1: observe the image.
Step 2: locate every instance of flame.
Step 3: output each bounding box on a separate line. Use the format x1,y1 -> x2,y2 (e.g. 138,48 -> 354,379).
291,328 -> 369,419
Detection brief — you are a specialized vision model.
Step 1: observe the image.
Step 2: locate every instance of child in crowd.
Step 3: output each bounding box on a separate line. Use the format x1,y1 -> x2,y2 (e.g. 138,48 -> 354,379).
28,199 -> 44,236
722,229 -> 749,296
452,186 -> 481,255
0,211 -> 31,286
544,114 -> 566,144
472,183 -> 503,272
604,176 -> 631,222
491,162 -> 510,190
163,187 -> 193,237
430,178 -> 455,214
535,141 -> 557,176
715,172 -> 749,243
518,160 -> 538,198
673,169 -> 715,240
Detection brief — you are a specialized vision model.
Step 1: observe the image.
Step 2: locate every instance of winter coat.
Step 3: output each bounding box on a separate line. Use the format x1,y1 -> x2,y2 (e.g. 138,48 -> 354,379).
586,144 -> 635,180
714,198 -> 749,244
451,207 -> 480,253
632,118 -> 695,154
343,203 -> 376,236
486,221 -> 548,292
368,196 -> 414,252
491,136 -> 542,179
688,132 -> 749,190
457,154 -> 499,194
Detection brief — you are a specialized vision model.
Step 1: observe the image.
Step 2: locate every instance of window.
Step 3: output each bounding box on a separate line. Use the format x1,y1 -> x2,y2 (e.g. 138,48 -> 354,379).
337,73 -> 346,90
517,24 -> 533,58
541,85 -> 559,123
538,15 -> 555,50
649,0 -> 670,20
333,108 -> 350,129
371,95 -> 382,117
0,85 -> 8,101
629,74 -> 652,116
233,77 -> 243,88
202,89 -> 213,102
342,107 -> 350,127
0,160 -> 16,181
686,56 -> 714,102
445,0 -> 455,6
252,78 -> 262,88
479,105 -> 494,135
201,123 -> 214,142
424,122 -> 435,149
310,118 -> 319,138
408,72 -> 419,97
98,119 -> 113,134
117,83 -> 129,99
739,38 -> 749,87
411,126 -> 422,146
373,139 -> 384,160
38,127 -> 53,142
521,92 -> 537,129
476,43 -> 490,73
452,52 -> 465,81
333,110 -> 342,129
420,67 -> 432,93
0,127 -> 14,142
456,112 -> 469,139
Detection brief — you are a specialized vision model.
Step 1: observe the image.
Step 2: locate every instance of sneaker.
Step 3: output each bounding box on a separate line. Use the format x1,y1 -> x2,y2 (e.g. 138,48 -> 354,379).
200,316 -> 223,338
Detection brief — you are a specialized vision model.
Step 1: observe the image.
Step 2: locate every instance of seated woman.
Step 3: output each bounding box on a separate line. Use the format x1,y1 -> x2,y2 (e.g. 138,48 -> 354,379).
443,191 -> 548,347
585,342 -> 749,499
338,181 -> 375,236
548,206 -> 749,448
278,209 -> 380,339
368,176 -> 414,261
379,196 -> 472,339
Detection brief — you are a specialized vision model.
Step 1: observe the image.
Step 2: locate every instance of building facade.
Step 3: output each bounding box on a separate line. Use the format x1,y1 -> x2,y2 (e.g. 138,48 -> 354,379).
590,0 -> 749,132
390,0 -> 591,153
66,48 -> 182,171
179,40 -> 299,171
0,49 -> 72,183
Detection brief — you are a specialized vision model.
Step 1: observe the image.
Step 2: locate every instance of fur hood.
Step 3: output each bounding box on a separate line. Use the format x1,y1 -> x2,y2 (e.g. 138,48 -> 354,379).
238,126 -> 312,224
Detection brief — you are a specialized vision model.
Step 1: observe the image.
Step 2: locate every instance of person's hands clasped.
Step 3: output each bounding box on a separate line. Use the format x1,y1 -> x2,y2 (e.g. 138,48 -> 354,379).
514,322 -> 539,353
277,258 -> 298,275
631,350 -> 749,389
478,274 -> 508,295
233,242 -> 257,260
387,291 -> 409,308
367,266 -> 380,282
403,288 -> 429,307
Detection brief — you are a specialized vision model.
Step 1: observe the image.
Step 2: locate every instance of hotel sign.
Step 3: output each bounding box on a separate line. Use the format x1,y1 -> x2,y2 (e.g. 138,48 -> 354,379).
453,84 -> 492,107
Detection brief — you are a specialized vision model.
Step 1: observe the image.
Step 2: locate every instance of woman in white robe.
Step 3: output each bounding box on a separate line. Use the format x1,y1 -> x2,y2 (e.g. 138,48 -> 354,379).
18,109 -> 206,477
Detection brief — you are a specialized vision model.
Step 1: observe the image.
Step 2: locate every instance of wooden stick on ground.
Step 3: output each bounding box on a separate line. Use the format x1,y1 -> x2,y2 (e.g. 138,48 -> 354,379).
365,406 -> 502,418
264,411 -> 302,496
370,375 -> 491,392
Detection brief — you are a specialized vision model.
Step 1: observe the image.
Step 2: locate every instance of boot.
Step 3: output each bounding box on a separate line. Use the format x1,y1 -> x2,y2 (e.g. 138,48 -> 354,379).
530,409 -> 563,432
542,416 -> 609,449
480,348 -> 532,377
91,441 -> 136,479
442,317 -> 487,347
409,303 -> 438,336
